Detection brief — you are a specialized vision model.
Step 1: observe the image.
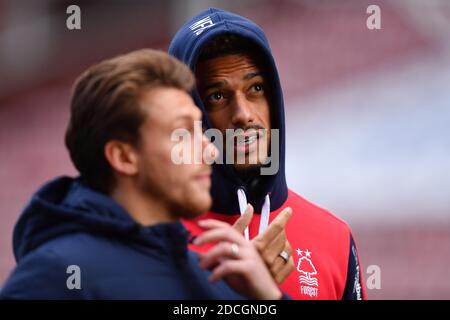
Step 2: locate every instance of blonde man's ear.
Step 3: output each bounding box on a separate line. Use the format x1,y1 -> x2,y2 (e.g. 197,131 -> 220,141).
104,140 -> 139,177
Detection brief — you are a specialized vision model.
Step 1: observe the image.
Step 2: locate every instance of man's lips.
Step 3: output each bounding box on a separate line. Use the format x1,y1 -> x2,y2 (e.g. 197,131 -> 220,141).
194,171 -> 212,183
232,129 -> 264,154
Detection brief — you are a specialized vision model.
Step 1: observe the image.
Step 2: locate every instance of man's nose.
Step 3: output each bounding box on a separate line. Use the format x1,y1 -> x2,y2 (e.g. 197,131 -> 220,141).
231,93 -> 253,126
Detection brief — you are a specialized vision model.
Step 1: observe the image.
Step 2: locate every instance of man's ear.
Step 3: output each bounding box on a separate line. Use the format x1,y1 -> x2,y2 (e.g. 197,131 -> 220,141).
104,140 -> 139,176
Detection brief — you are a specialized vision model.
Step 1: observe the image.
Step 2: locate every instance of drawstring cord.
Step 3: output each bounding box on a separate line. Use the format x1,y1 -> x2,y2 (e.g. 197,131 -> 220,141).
259,194 -> 270,235
237,188 -> 249,240
237,188 -> 270,240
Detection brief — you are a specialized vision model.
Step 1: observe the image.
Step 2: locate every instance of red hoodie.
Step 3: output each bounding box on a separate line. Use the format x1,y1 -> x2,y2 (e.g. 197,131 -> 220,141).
183,189 -> 366,300
170,8 -> 366,300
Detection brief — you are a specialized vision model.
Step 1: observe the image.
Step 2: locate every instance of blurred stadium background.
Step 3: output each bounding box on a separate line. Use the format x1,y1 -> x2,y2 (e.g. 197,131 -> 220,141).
0,0 -> 449,299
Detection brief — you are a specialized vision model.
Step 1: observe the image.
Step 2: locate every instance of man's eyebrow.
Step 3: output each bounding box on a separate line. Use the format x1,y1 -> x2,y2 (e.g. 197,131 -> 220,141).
174,114 -> 196,123
201,72 -> 262,92
243,72 -> 262,81
203,80 -> 227,91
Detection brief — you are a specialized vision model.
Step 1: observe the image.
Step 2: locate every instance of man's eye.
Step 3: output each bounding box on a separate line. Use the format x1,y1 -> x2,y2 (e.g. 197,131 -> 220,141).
250,84 -> 264,92
207,92 -> 224,102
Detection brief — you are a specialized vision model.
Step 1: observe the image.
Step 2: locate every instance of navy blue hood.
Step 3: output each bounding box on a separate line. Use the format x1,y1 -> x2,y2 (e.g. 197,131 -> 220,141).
12,176 -> 187,262
168,8 -> 288,214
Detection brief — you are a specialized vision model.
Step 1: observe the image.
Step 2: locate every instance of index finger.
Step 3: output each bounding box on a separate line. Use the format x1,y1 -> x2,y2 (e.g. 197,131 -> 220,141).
193,225 -> 245,247
233,204 -> 254,234
253,207 -> 292,246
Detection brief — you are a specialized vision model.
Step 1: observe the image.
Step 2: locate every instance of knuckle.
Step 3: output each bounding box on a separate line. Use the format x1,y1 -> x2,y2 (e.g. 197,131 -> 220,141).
285,242 -> 292,253
222,260 -> 232,272
262,253 -> 273,266
275,275 -> 283,284
243,259 -> 253,269
219,242 -> 229,252
270,262 -> 279,273
271,223 -> 283,233
253,240 -> 264,252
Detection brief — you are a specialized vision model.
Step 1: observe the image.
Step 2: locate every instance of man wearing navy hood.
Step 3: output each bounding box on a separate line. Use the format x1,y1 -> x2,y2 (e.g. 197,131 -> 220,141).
0,49 -> 286,300
169,8 -> 366,300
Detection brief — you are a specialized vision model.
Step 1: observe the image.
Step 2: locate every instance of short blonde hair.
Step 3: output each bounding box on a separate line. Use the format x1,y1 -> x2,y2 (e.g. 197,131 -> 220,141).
65,49 -> 194,193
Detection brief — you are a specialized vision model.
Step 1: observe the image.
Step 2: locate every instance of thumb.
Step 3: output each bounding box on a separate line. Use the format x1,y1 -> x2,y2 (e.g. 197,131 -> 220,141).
233,204 -> 254,234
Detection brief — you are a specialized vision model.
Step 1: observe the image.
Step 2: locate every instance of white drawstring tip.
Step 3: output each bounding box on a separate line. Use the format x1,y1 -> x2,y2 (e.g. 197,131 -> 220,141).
259,194 -> 271,234
237,188 -> 250,240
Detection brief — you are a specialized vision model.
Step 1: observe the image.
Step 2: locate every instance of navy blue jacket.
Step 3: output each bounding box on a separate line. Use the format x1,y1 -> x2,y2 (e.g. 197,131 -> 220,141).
0,177 -> 246,299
